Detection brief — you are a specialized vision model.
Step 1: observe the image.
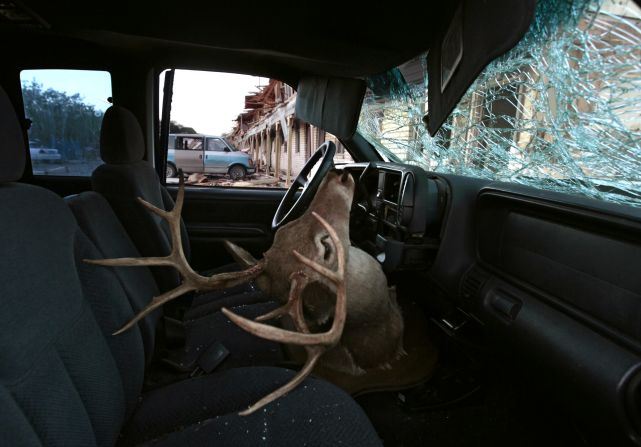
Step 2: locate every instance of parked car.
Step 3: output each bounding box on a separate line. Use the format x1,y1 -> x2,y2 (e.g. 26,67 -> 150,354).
28,141 -> 61,162
167,133 -> 255,179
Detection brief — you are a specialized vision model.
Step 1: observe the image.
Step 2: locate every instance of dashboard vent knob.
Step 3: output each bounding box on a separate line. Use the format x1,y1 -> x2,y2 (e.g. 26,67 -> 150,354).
460,266 -> 490,302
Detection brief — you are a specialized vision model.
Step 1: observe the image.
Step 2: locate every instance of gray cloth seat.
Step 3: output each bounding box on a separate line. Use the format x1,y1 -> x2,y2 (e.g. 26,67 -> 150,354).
92,106 -> 191,295
67,190 -> 285,372
0,85 -> 382,446
92,106 -> 264,318
87,105 -> 283,371
67,191 -> 163,362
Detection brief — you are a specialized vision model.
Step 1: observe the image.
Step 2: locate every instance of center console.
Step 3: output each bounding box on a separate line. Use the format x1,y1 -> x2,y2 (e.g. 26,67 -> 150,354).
345,162 -> 448,272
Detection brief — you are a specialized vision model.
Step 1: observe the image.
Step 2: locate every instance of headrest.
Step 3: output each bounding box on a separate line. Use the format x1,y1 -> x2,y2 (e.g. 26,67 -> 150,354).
100,106 -> 145,164
0,85 -> 26,182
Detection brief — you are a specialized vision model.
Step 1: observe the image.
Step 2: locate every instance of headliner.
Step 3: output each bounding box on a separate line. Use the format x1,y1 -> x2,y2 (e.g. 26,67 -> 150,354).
5,0 -> 461,80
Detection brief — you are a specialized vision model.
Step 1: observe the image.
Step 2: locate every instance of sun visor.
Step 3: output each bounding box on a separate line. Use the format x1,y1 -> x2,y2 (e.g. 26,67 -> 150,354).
426,0 -> 536,135
295,76 -> 366,139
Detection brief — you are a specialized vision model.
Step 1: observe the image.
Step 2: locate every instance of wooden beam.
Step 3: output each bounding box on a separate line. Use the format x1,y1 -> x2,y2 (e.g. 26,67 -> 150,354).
265,128 -> 272,175
286,117 -> 294,187
253,135 -> 258,171
274,123 -> 282,181
241,98 -> 296,139
260,132 -> 267,171
251,136 -> 257,169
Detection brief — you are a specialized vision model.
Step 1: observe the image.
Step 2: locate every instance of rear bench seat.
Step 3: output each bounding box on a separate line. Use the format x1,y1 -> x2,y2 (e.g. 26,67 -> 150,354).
0,85 -> 382,446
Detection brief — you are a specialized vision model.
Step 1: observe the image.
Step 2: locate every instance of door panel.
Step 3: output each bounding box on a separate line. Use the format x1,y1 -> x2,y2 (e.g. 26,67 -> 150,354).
203,138 -> 229,174
476,191 -> 641,343
175,136 -> 204,172
203,154 -> 226,174
203,152 -> 227,174
167,185 -> 285,271
29,175 -> 93,197
174,147 -> 198,172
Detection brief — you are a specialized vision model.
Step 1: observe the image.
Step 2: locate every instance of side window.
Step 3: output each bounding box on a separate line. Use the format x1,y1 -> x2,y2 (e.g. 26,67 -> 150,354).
20,69 -> 112,177
207,138 -> 227,152
180,137 -> 203,150
161,69 -> 353,187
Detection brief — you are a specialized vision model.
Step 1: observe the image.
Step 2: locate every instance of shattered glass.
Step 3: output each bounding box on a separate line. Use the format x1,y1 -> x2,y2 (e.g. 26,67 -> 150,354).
358,0 -> 641,207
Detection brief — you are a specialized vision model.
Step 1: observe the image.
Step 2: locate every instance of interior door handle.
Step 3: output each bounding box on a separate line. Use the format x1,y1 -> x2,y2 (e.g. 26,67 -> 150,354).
199,154 -> 203,159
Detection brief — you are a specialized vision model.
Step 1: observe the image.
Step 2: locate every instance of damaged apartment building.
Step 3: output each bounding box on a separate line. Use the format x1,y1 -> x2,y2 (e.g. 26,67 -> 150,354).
228,80 -> 353,184
230,0 -> 641,207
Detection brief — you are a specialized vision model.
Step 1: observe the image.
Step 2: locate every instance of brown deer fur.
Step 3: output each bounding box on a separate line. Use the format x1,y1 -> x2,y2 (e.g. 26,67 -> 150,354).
88,168 -> 405,413
226,169 -> 405,375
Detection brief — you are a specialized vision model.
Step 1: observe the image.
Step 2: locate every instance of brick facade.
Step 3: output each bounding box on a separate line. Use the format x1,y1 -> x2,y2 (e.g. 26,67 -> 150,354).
229,80 -> 353,179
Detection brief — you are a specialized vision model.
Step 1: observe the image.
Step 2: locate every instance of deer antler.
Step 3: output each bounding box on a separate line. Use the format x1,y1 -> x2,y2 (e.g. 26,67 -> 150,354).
85,174 -> 264,334
87,175 -> 349,415
221,211 -> 346,415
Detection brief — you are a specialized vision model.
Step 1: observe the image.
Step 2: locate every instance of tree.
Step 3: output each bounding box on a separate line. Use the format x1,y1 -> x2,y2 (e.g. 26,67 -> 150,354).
169,120 -> 197,134
21,81 -> 104,160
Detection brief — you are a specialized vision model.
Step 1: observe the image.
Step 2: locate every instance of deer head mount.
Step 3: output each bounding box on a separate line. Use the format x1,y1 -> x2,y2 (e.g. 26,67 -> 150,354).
87,169 -> 404,415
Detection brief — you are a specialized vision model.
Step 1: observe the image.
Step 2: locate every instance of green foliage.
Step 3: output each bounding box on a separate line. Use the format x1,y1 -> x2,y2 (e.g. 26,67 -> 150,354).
22,81 -> 104,160
169,120 -> 197,134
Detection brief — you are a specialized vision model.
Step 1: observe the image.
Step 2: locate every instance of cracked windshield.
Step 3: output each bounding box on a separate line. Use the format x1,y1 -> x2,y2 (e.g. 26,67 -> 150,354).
359,0 -> 641,207
161,70 -> 352,188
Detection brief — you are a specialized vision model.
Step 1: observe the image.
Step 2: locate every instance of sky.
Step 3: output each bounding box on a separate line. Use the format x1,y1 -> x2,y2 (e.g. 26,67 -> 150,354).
162,70 -> 266,135
20,69 -> 113,112
20,68 -> 266,135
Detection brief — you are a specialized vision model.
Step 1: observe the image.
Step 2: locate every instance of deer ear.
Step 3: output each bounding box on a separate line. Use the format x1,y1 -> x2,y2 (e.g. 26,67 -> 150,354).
224,240 -> 258,268
314,233 -> 334,263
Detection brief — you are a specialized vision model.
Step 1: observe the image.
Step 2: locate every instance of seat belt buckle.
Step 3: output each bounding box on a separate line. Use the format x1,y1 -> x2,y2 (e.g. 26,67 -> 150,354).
190,341 -> 230,377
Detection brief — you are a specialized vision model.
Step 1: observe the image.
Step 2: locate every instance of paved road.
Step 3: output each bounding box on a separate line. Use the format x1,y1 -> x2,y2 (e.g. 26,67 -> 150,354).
32,160 -> 101,177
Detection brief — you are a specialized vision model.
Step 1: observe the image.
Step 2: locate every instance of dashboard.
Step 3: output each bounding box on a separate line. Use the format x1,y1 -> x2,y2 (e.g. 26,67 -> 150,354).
339,163 -> 641,446
343,162 -> 448,273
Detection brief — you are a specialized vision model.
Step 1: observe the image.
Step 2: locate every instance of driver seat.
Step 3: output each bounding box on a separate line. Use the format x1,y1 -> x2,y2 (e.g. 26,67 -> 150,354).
92,106 -> 190,295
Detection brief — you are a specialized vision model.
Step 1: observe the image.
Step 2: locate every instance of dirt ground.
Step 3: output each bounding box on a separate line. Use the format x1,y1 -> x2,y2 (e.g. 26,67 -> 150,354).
168,172 -> 290,188
32,161 -> 290,189
167,173 -> 287,188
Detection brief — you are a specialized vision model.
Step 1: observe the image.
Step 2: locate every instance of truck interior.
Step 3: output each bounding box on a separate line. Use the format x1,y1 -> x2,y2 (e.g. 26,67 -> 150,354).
2,0 -> 641,445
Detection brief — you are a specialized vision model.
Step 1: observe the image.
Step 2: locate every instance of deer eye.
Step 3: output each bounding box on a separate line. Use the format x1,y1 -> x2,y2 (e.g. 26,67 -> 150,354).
320,234 -> 333,262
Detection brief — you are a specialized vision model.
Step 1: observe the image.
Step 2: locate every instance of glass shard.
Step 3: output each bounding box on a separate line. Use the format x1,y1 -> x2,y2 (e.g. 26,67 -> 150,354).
358,0 -> 641,208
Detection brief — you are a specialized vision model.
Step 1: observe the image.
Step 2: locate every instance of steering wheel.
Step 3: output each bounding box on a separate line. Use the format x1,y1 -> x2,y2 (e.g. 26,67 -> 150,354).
271,141 -> 336,231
